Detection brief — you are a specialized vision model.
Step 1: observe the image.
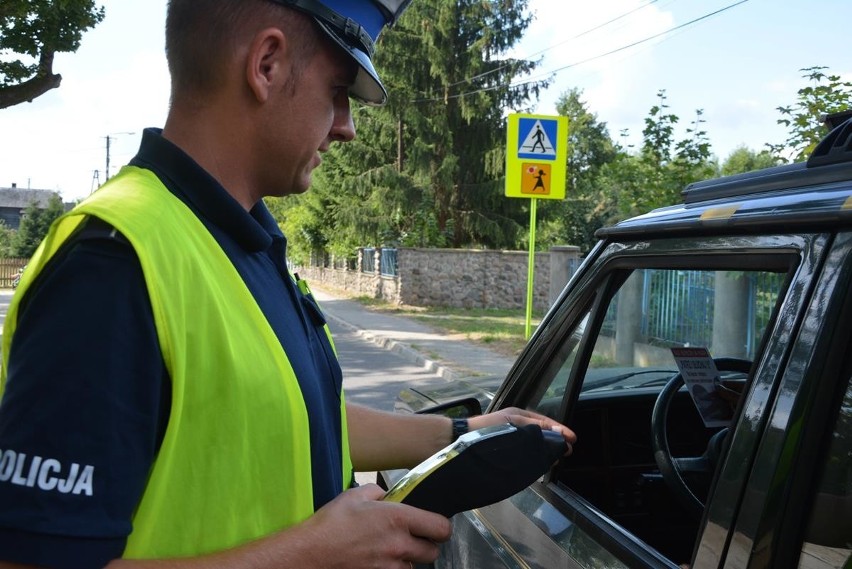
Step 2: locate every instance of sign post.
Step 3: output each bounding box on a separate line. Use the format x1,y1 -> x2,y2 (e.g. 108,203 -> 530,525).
505,113 -> 568,338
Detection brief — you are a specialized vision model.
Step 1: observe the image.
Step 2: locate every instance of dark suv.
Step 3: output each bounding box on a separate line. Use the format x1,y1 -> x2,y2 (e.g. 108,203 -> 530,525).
385,114 -> 852,568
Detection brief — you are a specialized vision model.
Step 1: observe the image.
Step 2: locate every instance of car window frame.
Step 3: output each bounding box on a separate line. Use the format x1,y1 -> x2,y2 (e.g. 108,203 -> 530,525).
485,232 -> 831,569
716,232 -> 852,569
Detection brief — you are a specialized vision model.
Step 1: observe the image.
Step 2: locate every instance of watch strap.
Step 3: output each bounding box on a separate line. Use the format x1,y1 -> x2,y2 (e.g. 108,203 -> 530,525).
451,418 -> 469,440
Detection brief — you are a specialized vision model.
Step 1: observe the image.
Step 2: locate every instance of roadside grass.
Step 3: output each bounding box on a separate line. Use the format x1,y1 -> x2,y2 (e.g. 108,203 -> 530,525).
351,295 -> 542,357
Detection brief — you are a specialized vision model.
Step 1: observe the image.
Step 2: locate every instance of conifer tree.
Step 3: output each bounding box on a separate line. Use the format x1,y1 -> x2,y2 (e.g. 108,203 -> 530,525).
12,194 -> 64,258
287,0 -> 548,253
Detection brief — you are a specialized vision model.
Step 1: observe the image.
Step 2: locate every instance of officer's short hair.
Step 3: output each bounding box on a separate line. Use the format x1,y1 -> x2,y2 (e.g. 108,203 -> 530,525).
166,0 -> 320,98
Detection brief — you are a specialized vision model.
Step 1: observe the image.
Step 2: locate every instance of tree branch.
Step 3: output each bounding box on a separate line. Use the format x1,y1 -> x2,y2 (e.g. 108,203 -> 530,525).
0,50 -> 62,109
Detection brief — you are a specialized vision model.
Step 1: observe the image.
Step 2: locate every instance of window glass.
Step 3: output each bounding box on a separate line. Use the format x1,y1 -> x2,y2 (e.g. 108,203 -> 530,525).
531,268 -> 786,408
798,377 -> 852,569
527,264 -> 788,566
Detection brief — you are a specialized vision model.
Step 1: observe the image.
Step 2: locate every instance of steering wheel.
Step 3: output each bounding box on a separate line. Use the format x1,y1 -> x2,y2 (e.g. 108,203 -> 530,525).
651,357 -> 751,519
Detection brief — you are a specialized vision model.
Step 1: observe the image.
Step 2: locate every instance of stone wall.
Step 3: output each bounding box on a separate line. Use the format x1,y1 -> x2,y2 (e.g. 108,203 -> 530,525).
397,248 -> 549,310
295,246 -> 581,311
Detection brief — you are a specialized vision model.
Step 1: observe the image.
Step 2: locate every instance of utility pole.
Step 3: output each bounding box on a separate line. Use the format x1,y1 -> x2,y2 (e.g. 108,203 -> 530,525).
104,132 -> 135,180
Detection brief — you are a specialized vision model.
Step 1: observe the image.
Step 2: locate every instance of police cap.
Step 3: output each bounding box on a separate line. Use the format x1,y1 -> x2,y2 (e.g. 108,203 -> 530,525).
269,0 -> 412,105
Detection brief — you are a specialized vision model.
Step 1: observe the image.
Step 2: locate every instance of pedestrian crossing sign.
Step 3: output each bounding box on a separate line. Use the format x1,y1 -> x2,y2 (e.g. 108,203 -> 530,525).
505,113 -> 568,200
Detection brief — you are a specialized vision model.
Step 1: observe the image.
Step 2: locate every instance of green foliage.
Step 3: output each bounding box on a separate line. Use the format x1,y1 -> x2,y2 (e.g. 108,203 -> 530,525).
12,194 -> 64,258
720,146 -> 779,176
632,91 -> 714,212
279,0 -> 546,256
768,66 -> 852,162
535,88 -> 618,252
642,90 -> 679,165
535,89 -> 720,254
278,57 -> 849,263
0,221 -> 16,258
0,0 -> 104,108
545,89 -> 714,251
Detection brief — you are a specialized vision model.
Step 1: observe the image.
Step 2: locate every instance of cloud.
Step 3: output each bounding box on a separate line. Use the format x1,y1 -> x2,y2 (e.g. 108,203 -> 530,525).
0,0 -> 170,200
514,1 -> 674,142
516,0 -> 852,161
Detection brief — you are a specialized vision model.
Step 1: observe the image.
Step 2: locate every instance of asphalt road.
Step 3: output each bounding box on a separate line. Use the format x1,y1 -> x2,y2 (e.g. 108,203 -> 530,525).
325,319 -> 449,485
327,318 -> 447,412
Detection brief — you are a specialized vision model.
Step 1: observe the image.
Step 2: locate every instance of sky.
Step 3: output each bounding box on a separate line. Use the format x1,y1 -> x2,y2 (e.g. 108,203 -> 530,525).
0,0 -> 850,203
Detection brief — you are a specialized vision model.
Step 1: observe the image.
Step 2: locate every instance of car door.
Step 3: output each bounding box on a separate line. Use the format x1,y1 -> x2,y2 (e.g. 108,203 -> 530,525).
704,232 -> 852,569
437,232 -> 830,569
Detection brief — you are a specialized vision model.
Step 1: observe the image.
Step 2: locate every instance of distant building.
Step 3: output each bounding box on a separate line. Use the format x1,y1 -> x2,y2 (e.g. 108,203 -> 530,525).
0,183 -> 73,230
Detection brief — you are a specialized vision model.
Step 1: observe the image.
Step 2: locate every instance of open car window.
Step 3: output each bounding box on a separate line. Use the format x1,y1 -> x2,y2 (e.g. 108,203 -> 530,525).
518,250 -> 797,566
529,266 -> 787,416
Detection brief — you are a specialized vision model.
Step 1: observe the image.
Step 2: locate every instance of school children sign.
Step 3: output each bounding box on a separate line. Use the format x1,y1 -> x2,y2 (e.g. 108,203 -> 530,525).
505,113 -> 568,200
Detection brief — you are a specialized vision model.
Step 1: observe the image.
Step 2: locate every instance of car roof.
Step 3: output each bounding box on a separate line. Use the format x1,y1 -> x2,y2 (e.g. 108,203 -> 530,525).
597,116 -> 852,240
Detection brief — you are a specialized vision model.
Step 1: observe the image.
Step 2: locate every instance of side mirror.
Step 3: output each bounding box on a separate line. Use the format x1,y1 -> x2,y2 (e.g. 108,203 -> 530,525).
416,397 -> 482,418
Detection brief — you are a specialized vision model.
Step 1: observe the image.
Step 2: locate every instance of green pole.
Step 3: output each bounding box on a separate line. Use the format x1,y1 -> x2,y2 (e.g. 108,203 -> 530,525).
525,197 -> 538,339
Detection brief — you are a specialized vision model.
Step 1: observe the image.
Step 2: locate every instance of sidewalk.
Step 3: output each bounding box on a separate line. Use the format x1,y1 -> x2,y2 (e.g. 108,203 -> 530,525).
311,287 -> 516,383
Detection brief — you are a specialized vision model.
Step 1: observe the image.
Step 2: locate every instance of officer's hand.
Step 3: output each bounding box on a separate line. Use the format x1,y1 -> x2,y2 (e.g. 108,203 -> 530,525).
302,483 -> 451,568
469,406 -> 577,455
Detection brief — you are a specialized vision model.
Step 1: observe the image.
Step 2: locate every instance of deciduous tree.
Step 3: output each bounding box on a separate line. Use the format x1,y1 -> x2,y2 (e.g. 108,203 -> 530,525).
0,0 -> 104,109
720,146 -> 779,176
768,66 -> 852,162
536,88 -> 618,253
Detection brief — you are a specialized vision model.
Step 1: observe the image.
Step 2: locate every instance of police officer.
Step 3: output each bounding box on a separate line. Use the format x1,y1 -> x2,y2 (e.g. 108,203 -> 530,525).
0,1 -> 576,567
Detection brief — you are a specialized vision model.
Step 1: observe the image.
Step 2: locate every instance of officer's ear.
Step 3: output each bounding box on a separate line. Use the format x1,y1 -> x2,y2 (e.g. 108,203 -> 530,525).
245,27 -> 290,104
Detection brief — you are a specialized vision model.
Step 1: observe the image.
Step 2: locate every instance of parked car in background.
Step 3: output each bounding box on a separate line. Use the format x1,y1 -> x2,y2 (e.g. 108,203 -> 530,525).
383,113 -> 852,569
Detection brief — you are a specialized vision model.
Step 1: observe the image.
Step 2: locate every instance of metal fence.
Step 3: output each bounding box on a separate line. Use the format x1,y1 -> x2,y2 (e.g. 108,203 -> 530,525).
359,247 -> 398,277
361,248 -> 375,273
642,269 -> 716,348
603,269 -> 785,358
379,248 -> 398,277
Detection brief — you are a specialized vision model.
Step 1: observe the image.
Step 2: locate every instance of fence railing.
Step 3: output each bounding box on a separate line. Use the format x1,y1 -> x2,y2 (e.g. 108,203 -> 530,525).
357,247 -> 398,277
642,269 -> 716,348
380,248 -> 397,277
361,248 -> 375,273
601,269 -> 785,358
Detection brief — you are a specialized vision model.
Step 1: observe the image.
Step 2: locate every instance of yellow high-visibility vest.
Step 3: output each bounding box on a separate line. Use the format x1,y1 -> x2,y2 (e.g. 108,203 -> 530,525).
1,166 -> 352,557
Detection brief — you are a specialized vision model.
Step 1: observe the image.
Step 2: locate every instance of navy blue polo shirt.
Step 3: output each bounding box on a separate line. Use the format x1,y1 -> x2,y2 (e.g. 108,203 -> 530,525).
0,128 -> 345,568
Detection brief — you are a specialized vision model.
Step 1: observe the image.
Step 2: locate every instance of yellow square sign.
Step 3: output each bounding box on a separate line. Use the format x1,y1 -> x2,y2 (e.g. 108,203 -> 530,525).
521,163 -> 552,195
505,113 -> 568,200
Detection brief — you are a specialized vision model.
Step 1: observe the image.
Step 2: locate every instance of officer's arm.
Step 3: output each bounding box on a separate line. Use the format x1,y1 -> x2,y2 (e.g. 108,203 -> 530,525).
346,402 -> 453,472
345,402 -> 576,472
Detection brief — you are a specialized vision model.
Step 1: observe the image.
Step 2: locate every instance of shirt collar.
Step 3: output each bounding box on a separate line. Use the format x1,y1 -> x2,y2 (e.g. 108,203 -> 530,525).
129,128 -> 281,252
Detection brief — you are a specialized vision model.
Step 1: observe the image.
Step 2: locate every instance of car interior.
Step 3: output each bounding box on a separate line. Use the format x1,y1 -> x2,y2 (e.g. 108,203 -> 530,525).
516,256 -> 794,565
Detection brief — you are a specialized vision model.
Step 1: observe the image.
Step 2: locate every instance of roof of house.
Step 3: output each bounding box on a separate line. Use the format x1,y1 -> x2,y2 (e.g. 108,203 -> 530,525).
0,187 -> 61,209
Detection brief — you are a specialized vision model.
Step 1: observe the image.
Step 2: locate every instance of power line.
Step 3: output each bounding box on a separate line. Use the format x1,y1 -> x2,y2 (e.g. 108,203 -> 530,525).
448,0 -> 662,89
522,0 -> 748,83
415,0 -> 749,104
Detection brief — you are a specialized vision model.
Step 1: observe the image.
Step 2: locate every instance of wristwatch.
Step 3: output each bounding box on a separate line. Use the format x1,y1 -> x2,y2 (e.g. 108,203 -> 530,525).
451,418 -> 469,440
